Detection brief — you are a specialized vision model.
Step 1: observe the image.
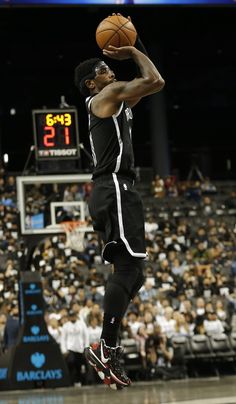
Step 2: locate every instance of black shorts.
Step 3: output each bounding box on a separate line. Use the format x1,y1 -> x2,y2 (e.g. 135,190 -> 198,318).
88,173 -> 147,263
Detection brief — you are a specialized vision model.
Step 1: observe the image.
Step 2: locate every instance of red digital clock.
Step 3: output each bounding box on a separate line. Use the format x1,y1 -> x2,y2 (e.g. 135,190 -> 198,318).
32,108 -> 80,161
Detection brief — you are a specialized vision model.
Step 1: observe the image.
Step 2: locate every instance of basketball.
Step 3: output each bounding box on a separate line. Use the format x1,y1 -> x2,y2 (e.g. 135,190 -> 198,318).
95,14 -> 137,50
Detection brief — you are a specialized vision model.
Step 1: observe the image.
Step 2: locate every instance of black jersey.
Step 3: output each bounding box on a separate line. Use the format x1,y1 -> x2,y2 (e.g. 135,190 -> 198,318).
86,96 -> 136,181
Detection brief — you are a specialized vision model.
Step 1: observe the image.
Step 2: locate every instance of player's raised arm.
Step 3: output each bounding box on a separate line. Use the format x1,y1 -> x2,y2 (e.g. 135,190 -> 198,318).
103,45 -> 165,99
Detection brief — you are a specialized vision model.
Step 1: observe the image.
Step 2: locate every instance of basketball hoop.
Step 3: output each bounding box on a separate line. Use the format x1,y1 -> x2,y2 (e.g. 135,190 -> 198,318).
61,220 -> 87,252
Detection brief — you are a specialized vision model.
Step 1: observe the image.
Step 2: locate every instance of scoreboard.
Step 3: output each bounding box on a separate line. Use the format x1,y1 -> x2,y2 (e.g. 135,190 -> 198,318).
32,108 -> 80,161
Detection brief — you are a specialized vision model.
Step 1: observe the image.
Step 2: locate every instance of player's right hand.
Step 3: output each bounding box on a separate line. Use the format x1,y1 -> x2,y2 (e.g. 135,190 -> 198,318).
103,45 -> 135,60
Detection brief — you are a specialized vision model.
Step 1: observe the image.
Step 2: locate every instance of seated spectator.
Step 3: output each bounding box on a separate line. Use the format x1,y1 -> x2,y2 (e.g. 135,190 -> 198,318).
85,267 -> 105,287
87,315 -> 102,345
185,180 -> 202,203
201,177 -> 217,195
155,271 -> 177,299
145,326 -> 182,380
144,264 -> 155,282
224,191 -> 236,210
193,315 -> 206,335
151,175 -> 165,198
135,325 -> 149,368
3,304 -> 20,351
178,271 -> 199,300
79,298 -> 93,323
200,196 -> 216,216
195,297 -> 206,317
63,184 -> 85,203
86,303 -> 103,327
215,274 -> 234,297
178,298 -> 196,320
83,237 -> 101,268
139,279 -> 157,303
127,310 -> 143,337
215,299 -> 227,322
200,277 -> 216,300
145,215 -> 158,241
157,306 -> 176,339
143,310 -> 155,336
171,258 -> 186,277
173,311 -> 193,337
164,175 -> 178,198
119,317 -> 134,340
86,286 -> 104,307
203,311 -> 225,336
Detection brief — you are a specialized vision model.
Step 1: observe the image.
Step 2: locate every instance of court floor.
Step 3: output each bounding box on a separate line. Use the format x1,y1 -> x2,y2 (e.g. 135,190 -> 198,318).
1,375 -> 236,404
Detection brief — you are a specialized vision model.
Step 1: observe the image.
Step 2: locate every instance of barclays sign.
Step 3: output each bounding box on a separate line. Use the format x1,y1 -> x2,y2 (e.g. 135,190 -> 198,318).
16,352 -> 63,382
24,283 -> 41,295
0,368 -> 8,380
16,369 -> 63,382
31,352 -> 46,368
26,304 -> 43,316
0,271 -> 71,389
23,325 -> 50,343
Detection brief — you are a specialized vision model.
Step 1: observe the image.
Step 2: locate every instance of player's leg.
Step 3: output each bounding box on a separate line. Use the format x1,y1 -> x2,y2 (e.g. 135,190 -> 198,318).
85,177 -> 145,388
85,246 -> 145,388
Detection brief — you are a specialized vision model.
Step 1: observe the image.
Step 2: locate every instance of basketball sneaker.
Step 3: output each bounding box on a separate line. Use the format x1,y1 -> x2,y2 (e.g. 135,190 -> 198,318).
84,339 -> 131,389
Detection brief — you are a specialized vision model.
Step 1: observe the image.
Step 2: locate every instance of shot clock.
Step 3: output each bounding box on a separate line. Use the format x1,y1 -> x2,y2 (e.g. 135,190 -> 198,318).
32,108 -> 80,161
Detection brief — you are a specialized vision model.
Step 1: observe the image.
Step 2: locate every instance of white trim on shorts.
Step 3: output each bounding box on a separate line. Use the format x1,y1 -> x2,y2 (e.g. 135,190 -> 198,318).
112,173 -> 147,258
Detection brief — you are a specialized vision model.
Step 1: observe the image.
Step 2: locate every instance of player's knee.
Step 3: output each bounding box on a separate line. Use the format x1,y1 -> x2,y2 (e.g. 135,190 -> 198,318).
110,255 -> 145,299
130,261 -> 145,298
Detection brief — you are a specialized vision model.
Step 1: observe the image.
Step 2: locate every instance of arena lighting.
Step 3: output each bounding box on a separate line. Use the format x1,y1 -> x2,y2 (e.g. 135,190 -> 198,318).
3,154 -> 9,164
0,0 -> 236,5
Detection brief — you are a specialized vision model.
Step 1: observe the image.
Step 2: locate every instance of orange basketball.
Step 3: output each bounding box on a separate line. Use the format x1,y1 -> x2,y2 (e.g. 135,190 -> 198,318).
96,15 -> 137,50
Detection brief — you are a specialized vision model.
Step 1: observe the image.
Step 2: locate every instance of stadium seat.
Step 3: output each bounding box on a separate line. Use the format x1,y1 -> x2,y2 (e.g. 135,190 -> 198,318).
189,334 -> 218,376
121,338 -> 143,374
209,333 -> 236,371
171,335 -> 195,377
229,332 -> 236,354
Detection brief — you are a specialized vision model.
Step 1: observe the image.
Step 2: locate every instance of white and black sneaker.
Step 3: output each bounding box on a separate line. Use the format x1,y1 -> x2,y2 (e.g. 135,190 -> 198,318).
84,339 -> 131,390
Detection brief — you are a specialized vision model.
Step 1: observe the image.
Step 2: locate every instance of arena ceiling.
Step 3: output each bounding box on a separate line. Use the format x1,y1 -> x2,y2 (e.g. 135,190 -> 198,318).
0,5 -> 235,178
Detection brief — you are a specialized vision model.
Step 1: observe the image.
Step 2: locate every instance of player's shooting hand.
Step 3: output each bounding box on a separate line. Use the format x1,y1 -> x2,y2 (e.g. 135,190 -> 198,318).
110,12 -> 134,24
103,45 -> 134,60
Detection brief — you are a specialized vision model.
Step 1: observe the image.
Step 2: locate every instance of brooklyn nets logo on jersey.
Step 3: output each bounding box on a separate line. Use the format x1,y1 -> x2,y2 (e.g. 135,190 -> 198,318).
125,107 -> 133,122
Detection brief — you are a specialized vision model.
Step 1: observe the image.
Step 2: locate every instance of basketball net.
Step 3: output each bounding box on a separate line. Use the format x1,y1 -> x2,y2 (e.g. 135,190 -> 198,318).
61,220 -> 87,252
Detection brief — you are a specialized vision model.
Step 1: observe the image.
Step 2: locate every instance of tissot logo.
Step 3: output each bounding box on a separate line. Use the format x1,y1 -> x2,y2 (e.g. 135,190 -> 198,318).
31,352 -> 46,368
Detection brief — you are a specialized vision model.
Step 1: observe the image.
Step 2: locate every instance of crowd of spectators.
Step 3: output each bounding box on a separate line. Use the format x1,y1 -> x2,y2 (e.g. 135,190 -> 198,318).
1,166 -> 236,384
150,174 -> 217,199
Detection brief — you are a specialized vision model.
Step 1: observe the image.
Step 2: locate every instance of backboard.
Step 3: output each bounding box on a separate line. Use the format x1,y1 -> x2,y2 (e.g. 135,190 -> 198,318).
16,174 -> 93,235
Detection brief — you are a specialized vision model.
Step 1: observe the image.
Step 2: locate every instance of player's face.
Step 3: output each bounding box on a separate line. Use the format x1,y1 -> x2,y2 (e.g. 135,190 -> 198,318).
94,61 -> 116,85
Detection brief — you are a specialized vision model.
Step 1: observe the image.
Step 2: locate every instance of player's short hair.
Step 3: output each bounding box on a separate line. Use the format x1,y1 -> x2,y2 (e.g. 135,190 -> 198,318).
74,58 -> 102,97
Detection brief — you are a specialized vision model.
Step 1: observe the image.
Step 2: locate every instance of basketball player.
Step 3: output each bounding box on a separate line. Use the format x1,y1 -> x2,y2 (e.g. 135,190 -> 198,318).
74,19 -> 165,389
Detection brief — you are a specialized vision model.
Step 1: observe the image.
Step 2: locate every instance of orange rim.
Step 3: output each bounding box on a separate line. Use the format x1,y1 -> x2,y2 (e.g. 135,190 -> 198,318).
61,220 -> 87,232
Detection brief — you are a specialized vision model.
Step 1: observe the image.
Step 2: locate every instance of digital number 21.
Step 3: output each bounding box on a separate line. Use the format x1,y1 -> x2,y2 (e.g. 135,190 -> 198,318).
43,126 -> 70,147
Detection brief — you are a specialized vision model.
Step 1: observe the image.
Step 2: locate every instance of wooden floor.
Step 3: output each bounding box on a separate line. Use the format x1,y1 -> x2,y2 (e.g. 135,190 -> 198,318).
1,376 -> 236,404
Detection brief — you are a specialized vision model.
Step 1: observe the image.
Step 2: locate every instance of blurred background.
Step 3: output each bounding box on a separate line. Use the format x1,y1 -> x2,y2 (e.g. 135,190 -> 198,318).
1,2 -> 236,179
